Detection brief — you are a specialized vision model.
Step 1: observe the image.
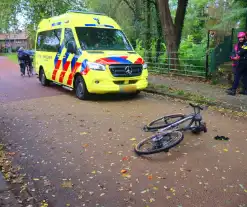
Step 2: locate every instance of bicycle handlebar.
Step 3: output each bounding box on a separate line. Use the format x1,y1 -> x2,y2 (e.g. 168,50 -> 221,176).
189,103 -> 203,110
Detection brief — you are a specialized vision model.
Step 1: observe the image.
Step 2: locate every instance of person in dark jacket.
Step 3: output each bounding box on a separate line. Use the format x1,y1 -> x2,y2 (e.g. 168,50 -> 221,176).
226,32 -> 246,93
17,47 -> 32,76
227,32 -> 247,95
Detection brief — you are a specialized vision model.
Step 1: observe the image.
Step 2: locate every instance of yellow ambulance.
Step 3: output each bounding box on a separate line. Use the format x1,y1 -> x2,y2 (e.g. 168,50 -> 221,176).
35,10 -> 148,100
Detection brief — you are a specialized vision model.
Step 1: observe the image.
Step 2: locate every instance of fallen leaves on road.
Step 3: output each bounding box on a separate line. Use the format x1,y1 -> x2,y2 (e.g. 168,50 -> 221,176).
40,200 -> 49,207
61,180 -> 73,188
141,189 -> 147,194
121,169 -> 127,174
121,169 -> 131,178
122,156 -> 130,161
130,138 -> 137,141
0,144 -> 23,184
82,144 -> 89,148
122,174 -> 131,178
153,186 -> 158,191
6,152 -> 16,156
239,184 -> 247,192
2,93 -> 247,207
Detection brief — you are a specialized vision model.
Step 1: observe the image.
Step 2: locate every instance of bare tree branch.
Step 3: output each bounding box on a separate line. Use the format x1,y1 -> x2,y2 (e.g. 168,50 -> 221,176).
150,0 -> 156,6
122,0 -> 135,14
113,0 -> 124,13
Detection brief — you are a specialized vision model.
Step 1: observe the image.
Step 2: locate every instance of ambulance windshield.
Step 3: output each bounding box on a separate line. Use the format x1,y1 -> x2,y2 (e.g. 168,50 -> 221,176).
75,27 -> 133,51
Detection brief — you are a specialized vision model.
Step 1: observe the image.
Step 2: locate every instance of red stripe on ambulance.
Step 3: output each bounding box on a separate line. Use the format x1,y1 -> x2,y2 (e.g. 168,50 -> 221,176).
59,61 -> 71,83
52,60 -> 62,80
67,62 -> 82,86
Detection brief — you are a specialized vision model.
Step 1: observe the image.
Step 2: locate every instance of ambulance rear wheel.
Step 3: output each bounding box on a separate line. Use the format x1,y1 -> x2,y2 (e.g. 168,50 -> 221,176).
39,68 -> 50,86
75,76 -> 89,100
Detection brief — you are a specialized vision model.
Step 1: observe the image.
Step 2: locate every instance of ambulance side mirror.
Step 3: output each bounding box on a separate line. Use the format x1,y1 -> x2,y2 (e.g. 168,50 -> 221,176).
67,41 -> 77,54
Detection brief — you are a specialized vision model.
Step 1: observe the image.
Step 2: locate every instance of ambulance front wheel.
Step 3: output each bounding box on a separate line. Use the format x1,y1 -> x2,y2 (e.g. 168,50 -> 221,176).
39,68 -> 50,86
75,75 -> 90,100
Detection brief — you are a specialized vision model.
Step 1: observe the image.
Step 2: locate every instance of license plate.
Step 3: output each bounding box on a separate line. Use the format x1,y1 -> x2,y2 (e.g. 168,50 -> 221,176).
120,85 -> 137,93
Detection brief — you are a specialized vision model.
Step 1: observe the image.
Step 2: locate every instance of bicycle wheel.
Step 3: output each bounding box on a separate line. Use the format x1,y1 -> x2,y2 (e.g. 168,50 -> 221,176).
30,66 -> 33,76
143,114 -> 185,132
135,130 -> 184,155
26,65 -> 31,77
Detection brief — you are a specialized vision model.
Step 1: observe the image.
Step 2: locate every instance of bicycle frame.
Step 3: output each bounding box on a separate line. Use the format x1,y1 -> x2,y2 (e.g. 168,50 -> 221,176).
137,104 -> 207,154
159,107 -> 203,133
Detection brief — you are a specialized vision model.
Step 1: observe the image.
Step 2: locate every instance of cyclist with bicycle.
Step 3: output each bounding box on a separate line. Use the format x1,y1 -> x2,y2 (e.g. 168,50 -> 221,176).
17,47 -> 32,76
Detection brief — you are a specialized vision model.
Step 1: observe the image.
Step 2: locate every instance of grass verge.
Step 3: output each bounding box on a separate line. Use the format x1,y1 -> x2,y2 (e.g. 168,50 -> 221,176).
146,83 -> 217,105
145,83 -> 247,116
0,53 -> 18,63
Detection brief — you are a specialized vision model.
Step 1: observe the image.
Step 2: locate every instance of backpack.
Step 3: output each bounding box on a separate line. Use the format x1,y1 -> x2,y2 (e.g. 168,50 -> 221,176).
18,51 -> 25,60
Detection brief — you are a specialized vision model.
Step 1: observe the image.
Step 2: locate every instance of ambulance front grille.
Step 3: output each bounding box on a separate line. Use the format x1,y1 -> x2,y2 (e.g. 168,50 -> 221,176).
109,64 -> 142,77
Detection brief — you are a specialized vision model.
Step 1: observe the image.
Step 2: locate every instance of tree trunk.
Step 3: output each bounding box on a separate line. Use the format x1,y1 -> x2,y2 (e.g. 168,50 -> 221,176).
145,0 -> 152,63
155,0 -> 163,62
174,0 -> 188,49
166,36 -> 179,70
133,0 -> 142,41
157,0 -> 179,69
157,0 -> 188,70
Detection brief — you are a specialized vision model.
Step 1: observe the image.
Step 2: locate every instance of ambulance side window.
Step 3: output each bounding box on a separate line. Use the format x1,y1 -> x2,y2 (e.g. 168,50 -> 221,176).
64,28 -> 76,49
36,29 -> 61,52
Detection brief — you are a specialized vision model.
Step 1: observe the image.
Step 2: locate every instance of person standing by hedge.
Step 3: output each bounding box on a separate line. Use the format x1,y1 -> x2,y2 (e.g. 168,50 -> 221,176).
227,32 -> 247,95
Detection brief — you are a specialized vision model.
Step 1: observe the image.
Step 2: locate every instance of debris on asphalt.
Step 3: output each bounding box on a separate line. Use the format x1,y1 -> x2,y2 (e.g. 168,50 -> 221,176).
214,135 -> 229,141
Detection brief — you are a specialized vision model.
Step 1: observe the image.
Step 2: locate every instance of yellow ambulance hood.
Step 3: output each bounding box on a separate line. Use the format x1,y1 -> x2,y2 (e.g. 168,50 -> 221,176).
82,51 -> 145,65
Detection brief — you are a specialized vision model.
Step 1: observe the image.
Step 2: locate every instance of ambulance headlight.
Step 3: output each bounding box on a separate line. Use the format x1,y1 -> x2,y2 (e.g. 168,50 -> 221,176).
87,62 -> 106,71
142,63 -> 148,69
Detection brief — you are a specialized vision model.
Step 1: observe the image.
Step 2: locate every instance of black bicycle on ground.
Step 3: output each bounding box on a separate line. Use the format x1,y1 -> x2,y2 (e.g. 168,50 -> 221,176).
134,103 -> 207,155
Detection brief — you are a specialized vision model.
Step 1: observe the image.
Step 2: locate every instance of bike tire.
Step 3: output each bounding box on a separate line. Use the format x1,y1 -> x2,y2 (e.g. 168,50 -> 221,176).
143,114 -> 185,132
135,130 -> 184,155
27,65 -> 31,77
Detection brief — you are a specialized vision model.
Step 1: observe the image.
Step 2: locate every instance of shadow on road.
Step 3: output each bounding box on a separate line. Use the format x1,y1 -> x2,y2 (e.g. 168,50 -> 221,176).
48,82 -> 145,102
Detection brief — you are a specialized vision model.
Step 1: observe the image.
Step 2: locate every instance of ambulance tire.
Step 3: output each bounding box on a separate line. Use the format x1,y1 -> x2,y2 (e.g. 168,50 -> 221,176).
39,68 -> 50,86
75,76 -> 89,100
129,90 -> 140,98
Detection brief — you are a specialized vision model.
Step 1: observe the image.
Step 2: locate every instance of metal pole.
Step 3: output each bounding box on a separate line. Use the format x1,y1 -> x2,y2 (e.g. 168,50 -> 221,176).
231,28 -> 234,52
205,30 -> 210,78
